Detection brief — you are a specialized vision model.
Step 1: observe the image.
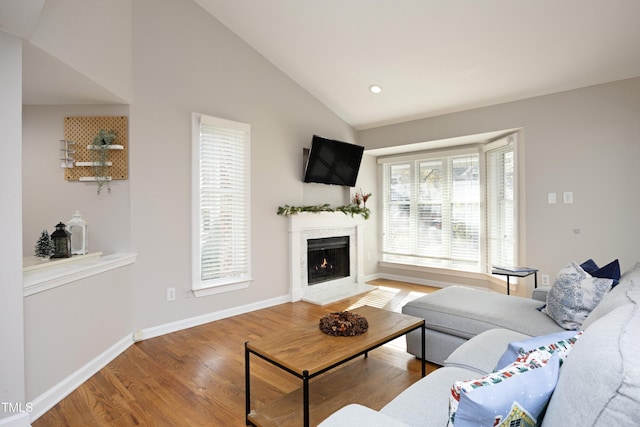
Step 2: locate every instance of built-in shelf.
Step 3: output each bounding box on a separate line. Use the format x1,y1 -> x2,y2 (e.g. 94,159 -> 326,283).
24,252 -> 137,297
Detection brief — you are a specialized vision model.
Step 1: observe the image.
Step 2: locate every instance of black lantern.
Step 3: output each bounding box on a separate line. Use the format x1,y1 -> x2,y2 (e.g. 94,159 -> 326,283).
51,222 -> 71,258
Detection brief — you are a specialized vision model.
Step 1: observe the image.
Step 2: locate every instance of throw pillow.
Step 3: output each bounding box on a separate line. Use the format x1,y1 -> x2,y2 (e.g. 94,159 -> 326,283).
495,330 -> 582,371
579,258 -> 599,273
590,259 -> 621,287
542,262 -> 612,330
448,350 -> 560,427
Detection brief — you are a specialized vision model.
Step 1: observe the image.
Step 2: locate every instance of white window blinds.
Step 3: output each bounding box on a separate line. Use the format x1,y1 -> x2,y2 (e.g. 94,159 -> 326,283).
485,136 -> 515,270
192,114 -> 251,291
381,151 -> 481,271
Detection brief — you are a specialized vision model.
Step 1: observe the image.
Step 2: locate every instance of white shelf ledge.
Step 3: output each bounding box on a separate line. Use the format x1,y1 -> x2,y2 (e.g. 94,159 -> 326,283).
79,176 -> 112,182
75,161 -> 113,166
24,252 -> 103,272
24,252 -> 137,297
87,144 -> 124,150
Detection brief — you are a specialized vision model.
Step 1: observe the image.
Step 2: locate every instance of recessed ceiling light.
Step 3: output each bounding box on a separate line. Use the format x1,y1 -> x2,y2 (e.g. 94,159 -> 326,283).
369,84 -> 383,94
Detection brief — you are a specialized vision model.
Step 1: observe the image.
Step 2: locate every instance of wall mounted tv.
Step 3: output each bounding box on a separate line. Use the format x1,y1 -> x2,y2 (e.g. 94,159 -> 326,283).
303,135 -> 364,187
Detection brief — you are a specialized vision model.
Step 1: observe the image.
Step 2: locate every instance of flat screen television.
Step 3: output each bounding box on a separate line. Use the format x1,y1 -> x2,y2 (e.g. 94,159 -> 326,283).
303,135 -> 364,187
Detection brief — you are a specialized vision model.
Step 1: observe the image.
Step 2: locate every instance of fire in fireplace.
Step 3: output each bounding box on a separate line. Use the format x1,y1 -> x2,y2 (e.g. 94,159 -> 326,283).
307,236 -> 350,285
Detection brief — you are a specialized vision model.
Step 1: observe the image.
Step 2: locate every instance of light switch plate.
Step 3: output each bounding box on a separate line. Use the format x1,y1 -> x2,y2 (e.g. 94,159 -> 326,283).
563,191 -> 573,204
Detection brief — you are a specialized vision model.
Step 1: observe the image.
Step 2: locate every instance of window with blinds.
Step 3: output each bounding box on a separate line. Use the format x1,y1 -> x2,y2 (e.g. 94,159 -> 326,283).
485,136 -> 515,271
380,135 -> 516,274
382,150 -> 481,271
192,113 -> 251,294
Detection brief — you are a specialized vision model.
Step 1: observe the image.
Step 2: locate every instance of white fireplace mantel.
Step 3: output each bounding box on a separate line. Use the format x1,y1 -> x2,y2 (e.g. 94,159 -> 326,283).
288,212 -> 376,305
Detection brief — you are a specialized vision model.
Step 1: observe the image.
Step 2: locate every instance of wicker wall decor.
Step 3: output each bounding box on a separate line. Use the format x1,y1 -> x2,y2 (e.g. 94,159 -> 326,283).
63,116 -> 128,181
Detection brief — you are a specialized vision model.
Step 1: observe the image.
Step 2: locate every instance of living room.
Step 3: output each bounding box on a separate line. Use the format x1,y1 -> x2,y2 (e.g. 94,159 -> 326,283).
2,1 -> 639,426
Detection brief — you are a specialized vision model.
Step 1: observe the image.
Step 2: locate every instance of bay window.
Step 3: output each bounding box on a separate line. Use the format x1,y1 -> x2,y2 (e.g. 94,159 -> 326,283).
380,134 -> 516,274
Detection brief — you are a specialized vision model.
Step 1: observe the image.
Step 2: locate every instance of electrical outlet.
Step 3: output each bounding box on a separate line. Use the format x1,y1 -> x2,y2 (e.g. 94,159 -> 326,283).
167,287 -> 176,301
541,274 -> 550,286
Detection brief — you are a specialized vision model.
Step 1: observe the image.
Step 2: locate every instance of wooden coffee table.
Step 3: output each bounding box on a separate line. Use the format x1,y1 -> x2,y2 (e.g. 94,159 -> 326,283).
245,305 -> 425,427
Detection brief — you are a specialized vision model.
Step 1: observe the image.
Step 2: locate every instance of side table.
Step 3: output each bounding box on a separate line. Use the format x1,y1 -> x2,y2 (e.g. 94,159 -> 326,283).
492,267 -> 538,295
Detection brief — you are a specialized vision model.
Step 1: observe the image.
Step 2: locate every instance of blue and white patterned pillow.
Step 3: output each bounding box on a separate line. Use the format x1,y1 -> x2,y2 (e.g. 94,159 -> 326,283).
448,350 -> 560,427
542,262 -> 612,330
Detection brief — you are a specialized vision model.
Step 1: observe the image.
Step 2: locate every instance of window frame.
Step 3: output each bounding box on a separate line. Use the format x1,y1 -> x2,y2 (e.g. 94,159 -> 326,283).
191,113 -> 252,297
378,134 -> 518,276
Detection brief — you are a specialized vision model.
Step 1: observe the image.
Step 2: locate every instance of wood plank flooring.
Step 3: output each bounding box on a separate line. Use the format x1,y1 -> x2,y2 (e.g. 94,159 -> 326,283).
33,279 -> 440,426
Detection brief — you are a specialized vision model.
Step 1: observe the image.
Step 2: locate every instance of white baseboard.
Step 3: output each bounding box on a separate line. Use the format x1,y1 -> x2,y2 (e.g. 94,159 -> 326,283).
373,272 -> 449,288
373,272 -> 488,292
29,334 -> 133,423
133,294 -> 291,341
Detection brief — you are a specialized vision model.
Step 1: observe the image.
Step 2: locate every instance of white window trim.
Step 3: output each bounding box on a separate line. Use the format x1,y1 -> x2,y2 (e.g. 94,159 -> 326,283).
484,134 -> 519,273
191,113 -> 252,297
377,132 -> 520,277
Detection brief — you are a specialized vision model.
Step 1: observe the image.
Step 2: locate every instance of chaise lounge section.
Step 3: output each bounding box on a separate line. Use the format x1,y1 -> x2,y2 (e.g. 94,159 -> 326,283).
402,285 -> 564,365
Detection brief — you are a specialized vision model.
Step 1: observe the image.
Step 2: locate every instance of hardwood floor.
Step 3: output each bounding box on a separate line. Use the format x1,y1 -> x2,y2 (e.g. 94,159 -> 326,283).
33,279 -> 440,426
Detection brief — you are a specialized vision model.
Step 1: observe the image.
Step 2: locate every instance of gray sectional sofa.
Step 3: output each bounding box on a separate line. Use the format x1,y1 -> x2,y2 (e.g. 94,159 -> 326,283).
319,262 -> 640,426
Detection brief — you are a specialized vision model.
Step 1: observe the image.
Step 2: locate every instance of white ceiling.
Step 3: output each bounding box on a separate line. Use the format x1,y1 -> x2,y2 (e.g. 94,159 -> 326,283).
195,0 -> 640,129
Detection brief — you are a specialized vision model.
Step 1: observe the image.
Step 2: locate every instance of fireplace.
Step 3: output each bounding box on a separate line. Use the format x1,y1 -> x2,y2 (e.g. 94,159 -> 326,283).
307,236 -> 350,285
288,212 -> 377,305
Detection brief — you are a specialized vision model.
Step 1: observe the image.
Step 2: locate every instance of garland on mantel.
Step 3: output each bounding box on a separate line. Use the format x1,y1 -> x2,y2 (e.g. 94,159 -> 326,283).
277,203 -> 371,220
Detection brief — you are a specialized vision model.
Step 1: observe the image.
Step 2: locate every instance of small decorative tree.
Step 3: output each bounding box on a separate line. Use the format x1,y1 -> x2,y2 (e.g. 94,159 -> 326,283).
92,129 -> 117,195
34,230 -> 53,259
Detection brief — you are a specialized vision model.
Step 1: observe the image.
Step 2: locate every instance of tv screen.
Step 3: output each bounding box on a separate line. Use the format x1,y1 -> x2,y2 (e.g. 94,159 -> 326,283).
303,135 -> 364,187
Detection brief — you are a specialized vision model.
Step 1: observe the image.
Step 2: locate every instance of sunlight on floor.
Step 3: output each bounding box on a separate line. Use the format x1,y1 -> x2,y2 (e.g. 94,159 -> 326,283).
344,284 -> 430,354
346,286 -> 400,310
346,285 -> 429,313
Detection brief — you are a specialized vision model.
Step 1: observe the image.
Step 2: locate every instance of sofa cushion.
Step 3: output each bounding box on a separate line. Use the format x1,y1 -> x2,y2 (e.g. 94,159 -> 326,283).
403,286 -> 563,340
380,367 -> 477,427
318,404 -> 410,427
449,351 -> 560,427
542,262 -> 612,330
542,291 -> 640,426
445,328 -> 530,375
531,286 -> 550,302
495,329 -> 582,371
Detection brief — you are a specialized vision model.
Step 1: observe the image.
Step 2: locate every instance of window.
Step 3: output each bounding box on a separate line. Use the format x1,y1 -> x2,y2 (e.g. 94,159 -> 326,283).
380,134 -> 516,274
192,113 -> 251,296
485,136 -> 515,270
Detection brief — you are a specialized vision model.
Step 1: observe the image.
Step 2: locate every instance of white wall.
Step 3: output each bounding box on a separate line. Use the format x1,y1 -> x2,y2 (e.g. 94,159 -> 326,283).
29,0 -> 132,103
23,265 -> 133,401
360,77 -> 640,294
0,30 -> 28,425
22,105 -> 132,256
129,0 -> 356,330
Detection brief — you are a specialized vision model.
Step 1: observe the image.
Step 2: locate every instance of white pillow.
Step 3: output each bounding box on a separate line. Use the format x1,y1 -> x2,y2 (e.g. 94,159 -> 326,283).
542,262 -> 612,330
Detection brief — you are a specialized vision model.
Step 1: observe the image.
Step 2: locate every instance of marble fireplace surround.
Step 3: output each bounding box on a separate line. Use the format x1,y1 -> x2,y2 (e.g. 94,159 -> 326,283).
288,212 -> 376,305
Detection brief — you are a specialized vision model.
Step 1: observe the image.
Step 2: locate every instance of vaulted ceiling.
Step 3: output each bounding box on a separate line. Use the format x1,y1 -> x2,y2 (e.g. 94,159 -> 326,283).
194,0 -> 640,129
6,0 -> 640,130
